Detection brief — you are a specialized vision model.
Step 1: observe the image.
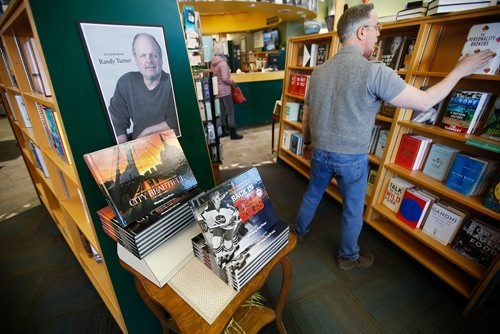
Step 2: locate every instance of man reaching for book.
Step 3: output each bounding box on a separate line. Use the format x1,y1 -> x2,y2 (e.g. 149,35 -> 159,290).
293,3 -> 495,270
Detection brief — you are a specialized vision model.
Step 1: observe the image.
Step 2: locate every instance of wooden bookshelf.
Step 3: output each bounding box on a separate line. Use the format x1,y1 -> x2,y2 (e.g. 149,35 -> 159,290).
0,0 -> 125,331
278,6 -> 500,314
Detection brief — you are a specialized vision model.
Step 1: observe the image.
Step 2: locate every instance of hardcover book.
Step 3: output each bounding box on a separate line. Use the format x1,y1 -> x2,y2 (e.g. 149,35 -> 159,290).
14,95 -> 31,128
422,143 -> 460,181
411,86 -> 445,125
189,167 -> 279,268
452,218 -> 500,267
460,22 -> 500,75
427,0 -> 490,16
366,169 -> 378,197
480,96 -> 500,141
84,130 -> 198,228
380,35 -> 406,70
290,132 -> 303,155
43,107 -> 69,163
396,188 -> 434,229
383,176 -> 414,213
285,102 -> 300,121
315,44 -> 329,66
394,134 -> 424,170
282,129 -> 300,150
441,90 -> 492,134
483,171 -> 500,213
374,129 -> 389,158
21,39 -> 44,95
444,154 -> 495,196
422,202 -> 467,245
29,38 -> 51,96
379,102 -> 397,118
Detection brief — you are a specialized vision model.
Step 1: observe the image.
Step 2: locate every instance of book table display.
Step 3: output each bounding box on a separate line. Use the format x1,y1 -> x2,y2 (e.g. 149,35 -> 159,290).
278,6 -> 500,314
120,233 -> 296,334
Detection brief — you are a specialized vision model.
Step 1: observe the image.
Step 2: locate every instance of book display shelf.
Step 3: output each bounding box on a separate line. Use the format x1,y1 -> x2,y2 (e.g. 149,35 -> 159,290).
0,1 -> 125,331
278,6 -> 500,314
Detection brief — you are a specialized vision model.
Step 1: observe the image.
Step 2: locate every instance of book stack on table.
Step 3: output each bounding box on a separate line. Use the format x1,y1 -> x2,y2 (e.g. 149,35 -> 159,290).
189,167 -> 290,292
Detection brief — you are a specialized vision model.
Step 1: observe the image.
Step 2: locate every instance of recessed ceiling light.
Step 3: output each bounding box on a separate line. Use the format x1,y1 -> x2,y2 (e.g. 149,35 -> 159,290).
296,11 -> 304,15
278,9 -> 291,13
248,3 -> 256,7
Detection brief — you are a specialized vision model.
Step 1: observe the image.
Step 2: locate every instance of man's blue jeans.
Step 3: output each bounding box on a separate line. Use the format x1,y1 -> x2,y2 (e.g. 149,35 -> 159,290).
295,148 -> 368,260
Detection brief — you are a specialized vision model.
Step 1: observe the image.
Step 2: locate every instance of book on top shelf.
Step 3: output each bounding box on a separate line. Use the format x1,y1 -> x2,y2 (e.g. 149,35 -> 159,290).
383,176 -> 414,213
422,201 -> 468,246
452,217 -> 500,267
422,143 -> 460,182
380,35 -> 406,70
84,130 -> 198,228
427,0 -> 491,16
480,96 -> 500,141
189,167 -> 284,269
460,22 -> 500,76
441,90 -> 492,134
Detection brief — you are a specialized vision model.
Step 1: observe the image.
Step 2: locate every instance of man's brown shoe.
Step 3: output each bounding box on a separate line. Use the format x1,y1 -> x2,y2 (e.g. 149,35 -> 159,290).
336,252 -> 374,270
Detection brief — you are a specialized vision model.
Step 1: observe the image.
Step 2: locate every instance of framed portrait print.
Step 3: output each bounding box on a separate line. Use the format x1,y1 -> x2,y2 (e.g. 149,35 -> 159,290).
79,22 -> 181,143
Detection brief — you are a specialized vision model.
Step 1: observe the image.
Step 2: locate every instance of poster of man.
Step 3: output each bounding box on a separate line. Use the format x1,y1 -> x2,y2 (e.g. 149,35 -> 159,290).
380,35 -> 405,70
79,23 -> 181,143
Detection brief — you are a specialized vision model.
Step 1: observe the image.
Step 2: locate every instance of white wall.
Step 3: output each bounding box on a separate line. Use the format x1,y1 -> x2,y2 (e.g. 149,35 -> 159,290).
345,0 -> 408,17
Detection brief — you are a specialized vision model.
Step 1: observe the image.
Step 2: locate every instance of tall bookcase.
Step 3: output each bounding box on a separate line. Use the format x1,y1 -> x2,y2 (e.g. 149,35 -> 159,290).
0,1 -> 126,330
0,0 -> 216,332
278,6 -> 500,313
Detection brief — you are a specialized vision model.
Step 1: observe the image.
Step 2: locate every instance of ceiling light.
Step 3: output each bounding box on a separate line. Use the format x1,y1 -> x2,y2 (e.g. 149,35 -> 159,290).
278,9 -> 291,13
248,3 -> 256,7
296,11 -> 304,15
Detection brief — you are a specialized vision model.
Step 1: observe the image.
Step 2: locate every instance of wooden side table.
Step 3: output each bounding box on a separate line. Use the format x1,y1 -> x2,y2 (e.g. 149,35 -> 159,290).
121,233 -> 297,334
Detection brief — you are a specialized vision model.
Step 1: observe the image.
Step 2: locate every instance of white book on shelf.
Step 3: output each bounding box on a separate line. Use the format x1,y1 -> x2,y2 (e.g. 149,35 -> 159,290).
14,95 -> 32,128
422,202 -> 467,245
29,38 -> 52,96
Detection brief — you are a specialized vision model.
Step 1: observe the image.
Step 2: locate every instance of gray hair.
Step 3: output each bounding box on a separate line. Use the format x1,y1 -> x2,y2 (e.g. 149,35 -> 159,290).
213,42 -> 225,56
337,4 -> 374,43
132,33 -> 162,57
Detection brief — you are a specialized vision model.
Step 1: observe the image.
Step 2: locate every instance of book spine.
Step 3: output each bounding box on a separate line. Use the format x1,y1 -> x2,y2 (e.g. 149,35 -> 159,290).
13,35 -> 35,92
35,102 -> 53,148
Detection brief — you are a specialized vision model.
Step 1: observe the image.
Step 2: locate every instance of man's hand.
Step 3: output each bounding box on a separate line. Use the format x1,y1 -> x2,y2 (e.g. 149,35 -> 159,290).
137,122 -> 171,138
454,49 -> 496,77
302,144 -> 313,160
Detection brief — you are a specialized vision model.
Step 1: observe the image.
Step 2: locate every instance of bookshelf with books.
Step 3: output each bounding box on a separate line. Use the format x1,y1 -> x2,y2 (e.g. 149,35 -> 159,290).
366,6 -> 500,314
0,0 -> 217,332
0,0 -> 126,330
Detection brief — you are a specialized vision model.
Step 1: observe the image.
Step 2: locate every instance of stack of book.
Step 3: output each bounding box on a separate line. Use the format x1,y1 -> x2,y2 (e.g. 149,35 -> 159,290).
98,189 -> 199,259
427,0 -> 491,16
84,130 -> 201,259
290,133 -> 304,155
189,167 -> 290,291
422,201 -> 468,245
444,154 -> 498,196
422,143 -> 460,182
289,73 -> 310,96
394,133 -> 433,171
396,2 -> 429,20
441,90 -> 492,134
397,187 -> 439,229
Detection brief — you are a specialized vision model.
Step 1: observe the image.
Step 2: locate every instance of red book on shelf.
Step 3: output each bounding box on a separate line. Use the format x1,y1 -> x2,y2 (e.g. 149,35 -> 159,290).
297,75 -> 309,96
394,134 -> 423,170
289,74 -> 299,95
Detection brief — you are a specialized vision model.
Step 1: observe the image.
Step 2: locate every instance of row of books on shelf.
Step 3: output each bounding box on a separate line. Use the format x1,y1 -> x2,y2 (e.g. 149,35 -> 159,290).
373,21 -> 499,75
369,126 -> 389,158
299,43 -> 329,68
282,129 -> 304,155
383,175 -> 499,267
381,1 -> 495,23
395,133 -> 499,202
84,130 -> 289,303
289,73 -> 310,97
9,92 -> 70,164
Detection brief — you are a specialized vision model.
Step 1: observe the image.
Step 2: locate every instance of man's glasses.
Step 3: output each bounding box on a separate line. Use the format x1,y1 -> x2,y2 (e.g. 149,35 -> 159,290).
362,24 -> 382,32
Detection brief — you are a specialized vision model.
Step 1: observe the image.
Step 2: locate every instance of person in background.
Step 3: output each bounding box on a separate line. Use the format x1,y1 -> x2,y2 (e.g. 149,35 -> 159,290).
293,3 -> 494,270
109,33 -> 179,143
211,42 -> 243,140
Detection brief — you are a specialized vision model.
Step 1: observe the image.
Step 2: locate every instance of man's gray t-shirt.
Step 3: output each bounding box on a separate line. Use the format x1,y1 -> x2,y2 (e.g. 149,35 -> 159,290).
305,45 -> 406,154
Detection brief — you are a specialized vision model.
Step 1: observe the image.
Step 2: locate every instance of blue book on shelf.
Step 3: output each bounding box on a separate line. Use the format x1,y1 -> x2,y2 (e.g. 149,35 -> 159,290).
43,107 -> 68,163
444,154 -> 488,195
422,143 -> 460,181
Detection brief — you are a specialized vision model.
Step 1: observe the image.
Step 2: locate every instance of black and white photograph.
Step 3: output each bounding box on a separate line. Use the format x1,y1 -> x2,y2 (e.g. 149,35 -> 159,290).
380,35 -> 405,70
79,22 -> 181,143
